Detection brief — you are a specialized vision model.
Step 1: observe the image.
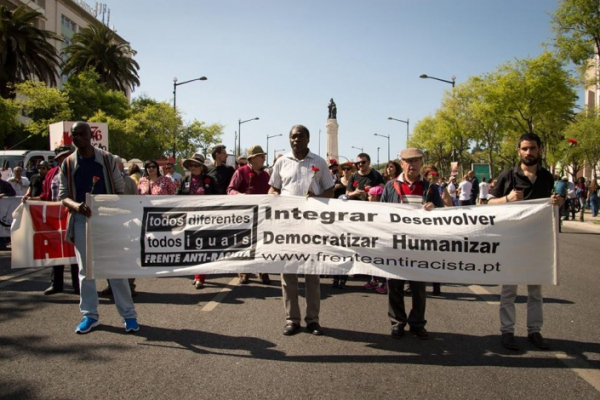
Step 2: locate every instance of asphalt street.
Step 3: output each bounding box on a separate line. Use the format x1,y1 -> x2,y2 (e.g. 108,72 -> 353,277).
1,218 -> 599,400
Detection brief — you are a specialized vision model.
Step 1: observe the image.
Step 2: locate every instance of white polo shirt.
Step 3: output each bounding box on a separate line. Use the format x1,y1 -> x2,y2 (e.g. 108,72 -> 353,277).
269,150 -> 334,196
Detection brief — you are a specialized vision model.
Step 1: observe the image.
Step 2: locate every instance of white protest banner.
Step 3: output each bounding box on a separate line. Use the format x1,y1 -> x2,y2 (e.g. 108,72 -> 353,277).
49,121 -> 109,152
83,195 -> 558,285
11,201 -> 77,268
0,197 -> 21,238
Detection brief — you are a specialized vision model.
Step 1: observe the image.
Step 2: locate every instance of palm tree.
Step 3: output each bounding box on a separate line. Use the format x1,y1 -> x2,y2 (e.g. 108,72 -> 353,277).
62,24 -> 140,94
0,5 -> 62,99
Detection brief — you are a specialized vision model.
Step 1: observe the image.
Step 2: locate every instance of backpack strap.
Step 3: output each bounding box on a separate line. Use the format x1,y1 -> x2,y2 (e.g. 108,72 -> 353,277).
392,180 -> 404,203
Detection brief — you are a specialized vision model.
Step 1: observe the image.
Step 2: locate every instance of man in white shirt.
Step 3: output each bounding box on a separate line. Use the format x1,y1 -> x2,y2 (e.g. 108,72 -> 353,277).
7,166 -> 29,196
447,176 -> 458,206
457,174 -> 472,206
269,124 -> 334,336
163,162 -> 182,184
479,177 -> 489,204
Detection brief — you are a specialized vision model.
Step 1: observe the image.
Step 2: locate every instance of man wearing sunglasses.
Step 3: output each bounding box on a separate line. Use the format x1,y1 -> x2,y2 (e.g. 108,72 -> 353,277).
25,161 -> 49,198
346,153 -> 384,200
163,162 -> 182,184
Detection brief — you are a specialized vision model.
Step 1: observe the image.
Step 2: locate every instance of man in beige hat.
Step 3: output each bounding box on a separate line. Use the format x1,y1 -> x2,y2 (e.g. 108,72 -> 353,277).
380,147 -> 444,340
228,145 -> 271,284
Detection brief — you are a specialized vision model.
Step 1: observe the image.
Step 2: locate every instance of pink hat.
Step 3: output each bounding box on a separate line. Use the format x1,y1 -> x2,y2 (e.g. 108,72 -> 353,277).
369,186 -> 383,196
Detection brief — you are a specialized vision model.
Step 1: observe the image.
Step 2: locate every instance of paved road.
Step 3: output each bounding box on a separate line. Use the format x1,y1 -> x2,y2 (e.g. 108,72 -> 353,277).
1,220 -> 599,400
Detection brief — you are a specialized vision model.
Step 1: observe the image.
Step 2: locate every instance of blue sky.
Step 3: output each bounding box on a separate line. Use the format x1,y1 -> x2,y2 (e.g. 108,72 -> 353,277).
106,0 -> 563,164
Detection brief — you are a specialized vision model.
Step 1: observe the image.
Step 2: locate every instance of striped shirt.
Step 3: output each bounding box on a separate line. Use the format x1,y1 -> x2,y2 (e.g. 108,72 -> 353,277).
269,150 -> 334,197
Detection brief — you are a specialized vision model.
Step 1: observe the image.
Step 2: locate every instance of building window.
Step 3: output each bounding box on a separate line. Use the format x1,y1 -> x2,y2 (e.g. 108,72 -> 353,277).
61,15 -> 77,33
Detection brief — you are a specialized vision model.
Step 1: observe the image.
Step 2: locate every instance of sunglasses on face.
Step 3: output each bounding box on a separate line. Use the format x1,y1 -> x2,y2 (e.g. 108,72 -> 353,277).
342,167 -> 352,171
356,161 -> 367,166
146,165 -> 157,169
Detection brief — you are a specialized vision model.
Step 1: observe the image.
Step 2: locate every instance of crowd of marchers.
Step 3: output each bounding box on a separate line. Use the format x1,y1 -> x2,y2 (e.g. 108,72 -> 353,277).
4,123 -> 586,352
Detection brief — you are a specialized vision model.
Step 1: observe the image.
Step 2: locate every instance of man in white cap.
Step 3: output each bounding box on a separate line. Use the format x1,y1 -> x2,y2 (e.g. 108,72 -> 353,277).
380,147 -> 444,340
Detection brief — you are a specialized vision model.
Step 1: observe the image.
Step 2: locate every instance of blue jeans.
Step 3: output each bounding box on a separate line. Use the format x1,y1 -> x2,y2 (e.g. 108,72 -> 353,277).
73,213 -> 136,320
591,195 -> 598,217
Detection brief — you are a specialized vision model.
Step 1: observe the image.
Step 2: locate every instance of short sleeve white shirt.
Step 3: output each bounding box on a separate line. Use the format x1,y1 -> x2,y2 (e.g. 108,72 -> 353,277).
269,150 -> 334,197
458,180 -> 472,201
479,182 -> 489,199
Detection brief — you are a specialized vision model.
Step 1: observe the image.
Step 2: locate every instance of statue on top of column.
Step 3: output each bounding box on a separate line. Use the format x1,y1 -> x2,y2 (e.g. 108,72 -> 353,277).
328,98 -> 337,119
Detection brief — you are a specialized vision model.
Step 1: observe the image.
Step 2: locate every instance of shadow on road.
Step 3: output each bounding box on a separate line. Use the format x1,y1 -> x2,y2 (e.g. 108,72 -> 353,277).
92,325 -> 600,371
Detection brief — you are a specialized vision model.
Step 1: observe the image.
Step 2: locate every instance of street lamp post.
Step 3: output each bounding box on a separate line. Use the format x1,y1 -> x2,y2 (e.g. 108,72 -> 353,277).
374,133 -> 390,162
419,74 -> 456,88
377,147 -> 380,166
420,73 -> 457,163
238,117 -> 260,157
266,134 -> 282,166
172,76 -> 207,159
351,146 -> 364,154
388,117 -> 410,148
273,148 -> 285,163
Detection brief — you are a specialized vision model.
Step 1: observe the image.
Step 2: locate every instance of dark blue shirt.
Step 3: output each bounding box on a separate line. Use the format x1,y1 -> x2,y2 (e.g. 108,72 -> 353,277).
74,154 -> 107,203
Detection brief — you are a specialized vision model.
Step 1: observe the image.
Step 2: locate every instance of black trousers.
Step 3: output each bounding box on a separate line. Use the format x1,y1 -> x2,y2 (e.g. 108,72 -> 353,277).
388,279 -> 427,329
50,264 -> 79,291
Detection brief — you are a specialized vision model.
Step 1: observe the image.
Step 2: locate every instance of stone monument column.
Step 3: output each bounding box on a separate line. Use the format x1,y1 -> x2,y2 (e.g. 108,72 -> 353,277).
326,98 -> 339,160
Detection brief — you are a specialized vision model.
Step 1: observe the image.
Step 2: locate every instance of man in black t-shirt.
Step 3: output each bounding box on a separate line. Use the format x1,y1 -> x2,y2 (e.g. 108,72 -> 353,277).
346,153 -> 384,200
207,145 -> 235,195
26,161 -> 49,198
489,132 -> 564,352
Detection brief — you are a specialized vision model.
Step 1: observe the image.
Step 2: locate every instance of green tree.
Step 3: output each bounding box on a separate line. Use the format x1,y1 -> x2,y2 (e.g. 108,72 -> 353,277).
0,5 -> 62,99
409,115 -> 453,176
63,70 -> 130,120
122,100 -> 179,161
14,80 -> 72,137
564,110 -> 600,180
179,120 -> 225,159
495,51 -> 578,164
62,24 -> 140,94
0,96 -> 20,144
552,0 -> 600,84
89,110 -> 129,157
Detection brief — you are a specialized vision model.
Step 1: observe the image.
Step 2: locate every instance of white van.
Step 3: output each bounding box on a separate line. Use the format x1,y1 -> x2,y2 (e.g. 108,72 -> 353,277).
0,150 -> 56,179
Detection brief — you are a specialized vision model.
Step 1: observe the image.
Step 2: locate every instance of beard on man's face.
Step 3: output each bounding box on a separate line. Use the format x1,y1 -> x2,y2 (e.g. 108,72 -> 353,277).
521,155 -> 538,166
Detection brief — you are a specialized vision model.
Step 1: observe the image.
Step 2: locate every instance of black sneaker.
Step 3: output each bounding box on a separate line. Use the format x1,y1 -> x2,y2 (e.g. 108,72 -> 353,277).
501,332 -> 520,350
283,322 -> 301,336
391,325 -> 405,339
43,286 -> 63,295
528,332 -> 550,350
409,326 -> 429,340
306,322 -> 324,336
99,286 -> 112,296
